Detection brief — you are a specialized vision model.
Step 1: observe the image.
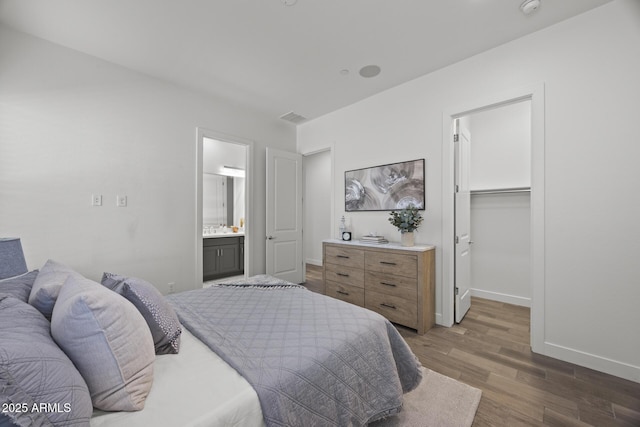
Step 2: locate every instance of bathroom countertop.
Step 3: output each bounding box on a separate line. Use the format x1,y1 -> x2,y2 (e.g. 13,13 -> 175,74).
203,232 -> 244,239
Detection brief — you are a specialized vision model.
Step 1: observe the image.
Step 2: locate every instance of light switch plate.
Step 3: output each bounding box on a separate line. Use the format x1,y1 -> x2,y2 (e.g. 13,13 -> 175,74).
116,195 -> 127,207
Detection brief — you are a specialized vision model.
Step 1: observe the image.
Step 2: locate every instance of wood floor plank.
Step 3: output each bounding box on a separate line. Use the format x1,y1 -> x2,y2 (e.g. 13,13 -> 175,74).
613,403 -> 640,426
462,327 -> 532,354
449,348 -> 519,380
474,377 -> 545,421
475,314 -> 530,331
475,349 -> 547,379
487,372 -> 579,419
474,395 -> 546,427
543,407 -> 593,427
499,346 -> 577,377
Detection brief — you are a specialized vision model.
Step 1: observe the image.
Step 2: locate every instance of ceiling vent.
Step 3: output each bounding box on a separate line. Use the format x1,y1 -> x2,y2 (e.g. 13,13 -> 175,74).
279,111 -> 308,124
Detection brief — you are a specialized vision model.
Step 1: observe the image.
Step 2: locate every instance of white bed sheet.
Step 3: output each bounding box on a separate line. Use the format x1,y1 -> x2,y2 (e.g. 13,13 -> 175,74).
90,328 -> 265,427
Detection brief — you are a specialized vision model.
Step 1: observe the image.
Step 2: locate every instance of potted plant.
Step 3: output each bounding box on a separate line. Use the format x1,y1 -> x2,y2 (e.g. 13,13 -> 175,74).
388,205 -> 423,246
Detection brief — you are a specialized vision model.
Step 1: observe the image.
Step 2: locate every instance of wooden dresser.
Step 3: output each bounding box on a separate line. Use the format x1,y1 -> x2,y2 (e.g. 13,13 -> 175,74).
323,239 -> 435,334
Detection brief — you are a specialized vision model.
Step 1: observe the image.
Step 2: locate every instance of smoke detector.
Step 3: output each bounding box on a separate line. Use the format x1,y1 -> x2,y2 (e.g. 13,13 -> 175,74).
520,0 -> 541,15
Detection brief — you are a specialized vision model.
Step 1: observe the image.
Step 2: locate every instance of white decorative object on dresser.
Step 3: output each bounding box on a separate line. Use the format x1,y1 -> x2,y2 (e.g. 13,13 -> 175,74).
323,239 -> 435,334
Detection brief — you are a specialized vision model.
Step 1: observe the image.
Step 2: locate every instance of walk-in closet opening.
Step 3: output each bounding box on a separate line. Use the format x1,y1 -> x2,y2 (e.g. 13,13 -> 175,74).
458,100 -> 532,315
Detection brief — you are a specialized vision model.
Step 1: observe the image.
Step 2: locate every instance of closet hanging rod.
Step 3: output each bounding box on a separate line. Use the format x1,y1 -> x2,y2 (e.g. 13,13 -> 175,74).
470,186 -> 531,195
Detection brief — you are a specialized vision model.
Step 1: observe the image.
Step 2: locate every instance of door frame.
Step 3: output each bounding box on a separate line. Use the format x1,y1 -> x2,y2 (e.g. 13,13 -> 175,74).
196,127 -> 254,287
301,144 -> 335,282
441,83 -> 545,353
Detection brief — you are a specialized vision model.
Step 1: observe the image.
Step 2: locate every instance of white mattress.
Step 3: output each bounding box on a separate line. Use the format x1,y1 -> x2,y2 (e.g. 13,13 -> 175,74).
90,328 -> 265,427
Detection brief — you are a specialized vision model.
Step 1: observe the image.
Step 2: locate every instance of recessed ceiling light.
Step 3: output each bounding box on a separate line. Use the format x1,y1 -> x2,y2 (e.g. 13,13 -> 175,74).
283,0 -> 297,6
359,65 -> 381,78
340,69 -> 350,76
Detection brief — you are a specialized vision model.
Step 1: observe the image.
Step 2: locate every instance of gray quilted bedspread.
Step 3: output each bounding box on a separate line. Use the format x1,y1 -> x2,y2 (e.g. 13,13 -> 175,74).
166,275 -> 422,427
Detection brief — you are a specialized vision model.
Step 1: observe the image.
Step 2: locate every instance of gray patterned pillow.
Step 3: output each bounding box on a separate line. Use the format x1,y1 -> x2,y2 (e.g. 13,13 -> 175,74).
0,270 -> 38,302
51,274 -> 155,411
0,295 -> 92,426
101,273 -> 182,355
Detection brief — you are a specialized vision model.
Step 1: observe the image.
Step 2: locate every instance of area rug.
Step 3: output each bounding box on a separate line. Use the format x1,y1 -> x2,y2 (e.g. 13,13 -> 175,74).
370,368 -> 482,427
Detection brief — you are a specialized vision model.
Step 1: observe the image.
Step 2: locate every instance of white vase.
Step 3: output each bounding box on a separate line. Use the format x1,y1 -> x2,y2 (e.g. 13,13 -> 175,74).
401,231 -> 415,247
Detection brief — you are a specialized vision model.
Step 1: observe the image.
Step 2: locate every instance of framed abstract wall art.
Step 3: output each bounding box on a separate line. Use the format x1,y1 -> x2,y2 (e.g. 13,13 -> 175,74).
345,158 -> 425,211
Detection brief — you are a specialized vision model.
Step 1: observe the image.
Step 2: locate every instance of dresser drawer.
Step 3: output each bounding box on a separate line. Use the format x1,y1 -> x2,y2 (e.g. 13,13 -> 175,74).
326,281 -> 364,307
325,245 -> 364,269
365,271 -> 417,301
325,263 -> 364,288
365,290 -> 417,329
365,251 -> 417,279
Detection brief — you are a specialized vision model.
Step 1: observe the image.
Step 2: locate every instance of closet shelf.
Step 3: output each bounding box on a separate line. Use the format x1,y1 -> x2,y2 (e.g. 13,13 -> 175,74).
470,186 -> 531,195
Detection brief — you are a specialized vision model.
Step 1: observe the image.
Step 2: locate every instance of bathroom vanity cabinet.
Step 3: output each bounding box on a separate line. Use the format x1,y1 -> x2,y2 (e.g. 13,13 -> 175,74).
203,235 -> 244,281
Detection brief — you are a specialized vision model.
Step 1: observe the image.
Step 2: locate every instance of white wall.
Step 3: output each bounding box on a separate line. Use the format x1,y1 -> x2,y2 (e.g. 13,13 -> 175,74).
468,102 -> 531,306
298,0 -> 640,382
0,25 -> 296,293
469,101 -> 531,191
303,150 -> 332,265
470,193 -> 531,305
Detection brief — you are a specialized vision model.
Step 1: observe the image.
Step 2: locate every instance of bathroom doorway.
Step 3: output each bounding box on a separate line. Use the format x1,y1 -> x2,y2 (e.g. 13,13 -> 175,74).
196,128 -> 253,287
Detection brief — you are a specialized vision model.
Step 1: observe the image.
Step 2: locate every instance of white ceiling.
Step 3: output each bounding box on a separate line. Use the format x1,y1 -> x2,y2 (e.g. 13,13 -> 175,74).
0,0 -> 614,123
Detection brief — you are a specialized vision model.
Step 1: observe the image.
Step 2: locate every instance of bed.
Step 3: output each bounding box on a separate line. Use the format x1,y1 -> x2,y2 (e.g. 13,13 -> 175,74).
0,243 -> 422,427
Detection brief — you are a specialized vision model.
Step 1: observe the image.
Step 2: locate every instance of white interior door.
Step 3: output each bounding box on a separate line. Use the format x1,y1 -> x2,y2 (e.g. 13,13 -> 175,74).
455,119 -> 472,322
266,147 -> 303,283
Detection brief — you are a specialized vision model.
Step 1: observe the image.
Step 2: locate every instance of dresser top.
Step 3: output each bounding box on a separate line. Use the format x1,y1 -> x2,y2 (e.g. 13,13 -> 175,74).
323,238 -> 435,252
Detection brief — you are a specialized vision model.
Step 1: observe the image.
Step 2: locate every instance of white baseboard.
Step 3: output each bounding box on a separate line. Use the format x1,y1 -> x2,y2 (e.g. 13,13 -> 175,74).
470,288 -> 531,307
435,312 -> 448,327
305,258 -> 322,267
542,341 -> 640,384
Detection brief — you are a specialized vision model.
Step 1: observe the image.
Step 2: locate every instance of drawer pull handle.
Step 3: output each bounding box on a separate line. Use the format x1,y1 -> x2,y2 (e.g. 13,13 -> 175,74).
337,273 -> 349,277
380,261 -> 397,266
380,303 -> 397,310
337,255 -> 350,259
381,282 -> 397,287
337,290 -> 350,296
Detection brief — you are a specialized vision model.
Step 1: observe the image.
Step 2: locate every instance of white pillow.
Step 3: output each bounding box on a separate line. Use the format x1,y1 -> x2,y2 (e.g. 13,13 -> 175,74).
28,259 -> 78,319
51,274 -> 155,411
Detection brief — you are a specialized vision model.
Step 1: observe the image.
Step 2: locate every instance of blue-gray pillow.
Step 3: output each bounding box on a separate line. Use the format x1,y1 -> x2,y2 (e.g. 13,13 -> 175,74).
0,295 -> 92,427
0,270 -> 38,302
0,238 -> 28,280
51,274 -> 155,411
28,259 -> 79,320
101,272 -> 182,354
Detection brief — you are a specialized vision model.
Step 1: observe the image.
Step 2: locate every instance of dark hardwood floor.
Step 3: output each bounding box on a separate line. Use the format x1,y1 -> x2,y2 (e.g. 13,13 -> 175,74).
303,264 -> 640,426
304,264 -> 325,294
